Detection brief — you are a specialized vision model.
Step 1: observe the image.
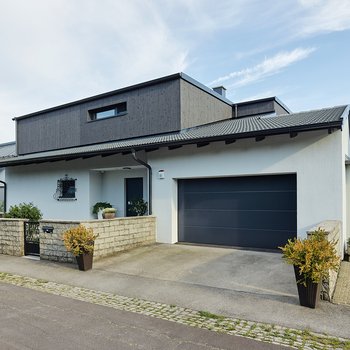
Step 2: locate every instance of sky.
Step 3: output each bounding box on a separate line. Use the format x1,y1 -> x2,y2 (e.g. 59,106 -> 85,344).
0,0 -> 349,142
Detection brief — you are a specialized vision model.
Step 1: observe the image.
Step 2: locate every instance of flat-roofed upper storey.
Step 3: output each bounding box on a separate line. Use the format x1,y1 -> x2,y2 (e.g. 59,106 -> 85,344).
14,73 -> 233,155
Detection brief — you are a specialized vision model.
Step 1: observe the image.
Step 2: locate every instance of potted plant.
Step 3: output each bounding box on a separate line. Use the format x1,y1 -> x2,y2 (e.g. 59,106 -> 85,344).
280,229 -> 339,308
92,202 -> 112,219
102,207 -> 117,219
63,225 -> 98,271
129,199 -> 148,216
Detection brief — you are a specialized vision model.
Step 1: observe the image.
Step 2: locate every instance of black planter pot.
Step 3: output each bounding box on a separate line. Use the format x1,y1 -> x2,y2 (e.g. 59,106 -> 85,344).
293,265 -> 320,308
76,253 -> 93,271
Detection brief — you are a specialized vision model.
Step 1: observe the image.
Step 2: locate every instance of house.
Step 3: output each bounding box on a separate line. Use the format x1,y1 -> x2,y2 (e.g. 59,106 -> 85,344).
0,73 -> 349,253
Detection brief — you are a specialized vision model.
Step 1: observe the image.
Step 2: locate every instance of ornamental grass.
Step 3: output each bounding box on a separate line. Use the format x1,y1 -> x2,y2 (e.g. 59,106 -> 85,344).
63,225 -> 98,256
280,229 -> 340,286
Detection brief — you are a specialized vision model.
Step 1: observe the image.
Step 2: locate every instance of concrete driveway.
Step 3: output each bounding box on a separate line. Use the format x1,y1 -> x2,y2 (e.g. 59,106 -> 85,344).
94,243 -> 297,301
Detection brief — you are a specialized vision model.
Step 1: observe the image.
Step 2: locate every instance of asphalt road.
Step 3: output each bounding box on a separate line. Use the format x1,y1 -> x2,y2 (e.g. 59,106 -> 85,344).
0,282 -> 291,350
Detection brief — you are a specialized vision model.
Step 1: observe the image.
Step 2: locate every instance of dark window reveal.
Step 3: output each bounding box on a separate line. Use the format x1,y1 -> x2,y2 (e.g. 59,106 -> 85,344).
89,102 -> 127,121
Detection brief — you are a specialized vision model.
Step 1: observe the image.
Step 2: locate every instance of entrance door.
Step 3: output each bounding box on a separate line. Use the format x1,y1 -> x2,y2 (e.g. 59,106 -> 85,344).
125,178 -> 143,217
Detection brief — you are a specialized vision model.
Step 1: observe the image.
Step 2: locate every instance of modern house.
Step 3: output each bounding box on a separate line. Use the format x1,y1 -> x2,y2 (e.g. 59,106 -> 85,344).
0,73 -> 349,252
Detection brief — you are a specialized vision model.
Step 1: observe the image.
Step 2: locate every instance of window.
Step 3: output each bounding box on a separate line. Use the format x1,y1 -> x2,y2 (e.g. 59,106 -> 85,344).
89,102 -> 127,121
54,175 -> 77,201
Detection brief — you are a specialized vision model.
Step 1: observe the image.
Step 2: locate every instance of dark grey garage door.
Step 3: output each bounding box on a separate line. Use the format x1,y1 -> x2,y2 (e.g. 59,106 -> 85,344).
178,175 -> 297,250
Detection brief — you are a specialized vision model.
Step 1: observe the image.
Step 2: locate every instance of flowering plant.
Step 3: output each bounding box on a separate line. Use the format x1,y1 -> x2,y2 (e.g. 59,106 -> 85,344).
63,225 -> 98,256
280,229 -> 339,286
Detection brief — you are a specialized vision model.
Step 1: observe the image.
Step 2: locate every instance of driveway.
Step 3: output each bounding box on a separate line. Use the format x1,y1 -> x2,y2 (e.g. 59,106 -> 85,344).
94,244 -> 297,300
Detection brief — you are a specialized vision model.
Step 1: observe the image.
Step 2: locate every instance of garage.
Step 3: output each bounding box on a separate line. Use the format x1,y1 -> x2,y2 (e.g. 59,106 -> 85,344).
178,174 -> 297,250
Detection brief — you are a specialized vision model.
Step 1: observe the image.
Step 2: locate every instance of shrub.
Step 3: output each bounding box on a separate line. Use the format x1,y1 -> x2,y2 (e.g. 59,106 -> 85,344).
280,229 -> 340,286
63,225 -> 98,256
92,202 -> 112,215
102,207 -> 116,214
0,200 -> 4,213
129,199 -> 148,216
5,202 -> 42,221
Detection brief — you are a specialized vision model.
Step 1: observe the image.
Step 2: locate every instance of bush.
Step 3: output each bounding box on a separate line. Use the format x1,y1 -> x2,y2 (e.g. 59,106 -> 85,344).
129,199 -> 148,216
5,202 -> 42,221
280,229 -> 340,286
102,207 -> 116,214
63,225 -> 98,256
92,202 -> 112,215
0,200 -> 4,213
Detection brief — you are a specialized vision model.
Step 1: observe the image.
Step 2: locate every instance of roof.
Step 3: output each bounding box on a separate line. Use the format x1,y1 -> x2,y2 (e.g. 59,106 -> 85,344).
13,73 -> 232,121
0,105 -> 347,167
0,141 -> 16,159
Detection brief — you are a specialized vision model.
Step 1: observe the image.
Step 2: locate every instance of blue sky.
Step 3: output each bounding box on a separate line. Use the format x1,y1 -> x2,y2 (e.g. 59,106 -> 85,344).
0,0 -> 349,142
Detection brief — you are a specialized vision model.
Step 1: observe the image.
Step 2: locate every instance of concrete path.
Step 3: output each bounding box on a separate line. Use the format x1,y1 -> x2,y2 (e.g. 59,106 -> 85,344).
333,261 -> 350,305
0,244 -> 349,339
0,283 -> 289,350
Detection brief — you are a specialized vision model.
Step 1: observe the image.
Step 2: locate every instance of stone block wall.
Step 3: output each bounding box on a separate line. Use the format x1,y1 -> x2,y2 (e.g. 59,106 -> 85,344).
38,216 -> 156,263
39,221 -> 80,263
307,220 -> 341,301
83,216 -> 156,261
0,219 -> 25,256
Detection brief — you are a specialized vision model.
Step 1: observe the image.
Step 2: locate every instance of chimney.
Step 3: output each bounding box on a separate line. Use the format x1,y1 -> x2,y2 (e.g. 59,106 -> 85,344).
212,86 -> 226,98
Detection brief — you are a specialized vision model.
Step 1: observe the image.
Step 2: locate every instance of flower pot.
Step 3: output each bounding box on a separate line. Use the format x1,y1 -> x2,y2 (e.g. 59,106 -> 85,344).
294,265 -> 320,308
103,212 -> 115,219
76,253 -> 93,271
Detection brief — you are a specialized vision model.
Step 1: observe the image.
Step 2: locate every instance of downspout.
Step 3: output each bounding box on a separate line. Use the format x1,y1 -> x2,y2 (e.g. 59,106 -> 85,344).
0,180 -> 7,213
131,150 -> 152,215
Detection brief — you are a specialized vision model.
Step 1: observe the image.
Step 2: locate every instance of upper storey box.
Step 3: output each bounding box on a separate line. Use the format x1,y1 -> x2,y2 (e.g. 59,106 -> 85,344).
14,73 -> 233,155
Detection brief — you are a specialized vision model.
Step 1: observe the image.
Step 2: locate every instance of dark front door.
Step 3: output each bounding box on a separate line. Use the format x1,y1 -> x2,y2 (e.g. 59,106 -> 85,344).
178,174 -> 297,250
126,178 -> 143,217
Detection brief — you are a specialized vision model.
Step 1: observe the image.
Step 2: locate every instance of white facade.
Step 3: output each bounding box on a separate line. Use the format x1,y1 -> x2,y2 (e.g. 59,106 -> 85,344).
149,128 -> 349,250
6,154 -> 148,221
3,114 -> 350,251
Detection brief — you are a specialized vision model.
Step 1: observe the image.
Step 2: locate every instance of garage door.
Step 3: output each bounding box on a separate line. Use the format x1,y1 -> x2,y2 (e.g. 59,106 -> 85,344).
178,175 -> 297,250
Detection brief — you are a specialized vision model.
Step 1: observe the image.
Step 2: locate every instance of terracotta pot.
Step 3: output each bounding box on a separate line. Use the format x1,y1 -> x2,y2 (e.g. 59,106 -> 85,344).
76,253 -> 93,271
103,212 -> 116,219
294,265 -> 320,308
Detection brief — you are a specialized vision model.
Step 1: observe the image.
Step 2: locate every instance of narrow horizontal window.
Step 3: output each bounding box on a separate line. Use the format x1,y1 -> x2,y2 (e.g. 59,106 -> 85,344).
89,102 -> 127,121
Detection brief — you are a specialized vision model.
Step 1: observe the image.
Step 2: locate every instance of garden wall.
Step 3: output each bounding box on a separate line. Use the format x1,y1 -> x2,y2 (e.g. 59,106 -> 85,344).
307,220 -> 341,301
39,216 -> 156,263
0,216 -> 156,264
0,219 -> 25,256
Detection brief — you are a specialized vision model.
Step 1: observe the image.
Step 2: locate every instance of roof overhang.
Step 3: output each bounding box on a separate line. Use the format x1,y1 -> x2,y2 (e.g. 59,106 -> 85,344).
0,120 -> 342,168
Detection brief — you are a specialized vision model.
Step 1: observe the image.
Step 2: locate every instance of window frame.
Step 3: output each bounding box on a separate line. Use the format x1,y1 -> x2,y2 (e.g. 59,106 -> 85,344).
88,102 -> 127,121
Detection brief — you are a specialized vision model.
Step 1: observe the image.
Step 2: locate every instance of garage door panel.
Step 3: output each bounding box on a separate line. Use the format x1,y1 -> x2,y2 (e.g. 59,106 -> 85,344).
178,175 -> 297,250
181,175 -> 295,192
182,210 -> 296,231
182,191 -> 296,211
181,226 -> 293,249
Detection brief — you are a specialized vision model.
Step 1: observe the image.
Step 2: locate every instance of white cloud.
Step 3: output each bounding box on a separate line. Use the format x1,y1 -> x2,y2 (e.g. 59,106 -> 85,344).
297,0 -> 350,35
209,47 -> 316,88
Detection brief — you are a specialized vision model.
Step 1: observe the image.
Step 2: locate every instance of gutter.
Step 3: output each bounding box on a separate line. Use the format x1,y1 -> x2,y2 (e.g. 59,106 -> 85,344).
131,150 -> 152,215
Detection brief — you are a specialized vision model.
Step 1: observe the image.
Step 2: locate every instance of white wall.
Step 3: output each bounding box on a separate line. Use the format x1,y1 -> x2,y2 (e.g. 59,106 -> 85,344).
101,169 -> 148,217
149,129 -> 345,245
0,168 -> 4,182
5,153 -> 148,221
